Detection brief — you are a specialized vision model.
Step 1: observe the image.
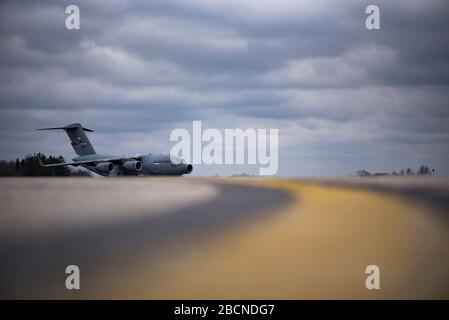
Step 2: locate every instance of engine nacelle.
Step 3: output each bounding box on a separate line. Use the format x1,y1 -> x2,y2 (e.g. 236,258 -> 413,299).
95,162 -> 114,173
123,160 -> 142,172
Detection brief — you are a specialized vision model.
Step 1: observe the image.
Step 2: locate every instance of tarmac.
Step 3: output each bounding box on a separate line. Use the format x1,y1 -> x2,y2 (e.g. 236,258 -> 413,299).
0,176 -> 448,299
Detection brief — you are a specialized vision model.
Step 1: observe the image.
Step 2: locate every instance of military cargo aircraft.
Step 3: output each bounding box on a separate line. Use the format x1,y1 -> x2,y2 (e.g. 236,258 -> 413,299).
37,123 -> 193,176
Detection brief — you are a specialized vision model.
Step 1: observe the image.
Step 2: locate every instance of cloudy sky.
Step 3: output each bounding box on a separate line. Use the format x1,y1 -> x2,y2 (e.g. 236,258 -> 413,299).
0,0 -> 448,176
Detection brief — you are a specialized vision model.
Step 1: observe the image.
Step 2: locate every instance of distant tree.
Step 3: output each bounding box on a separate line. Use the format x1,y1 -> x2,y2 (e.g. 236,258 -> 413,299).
15,158 -> 20,174
230,173 -> 253,177
357,170 -> 371,176
0,160 -> 14,176
0,153 -> 71,176
418,165 -> 430,175
406,168 -> 414,175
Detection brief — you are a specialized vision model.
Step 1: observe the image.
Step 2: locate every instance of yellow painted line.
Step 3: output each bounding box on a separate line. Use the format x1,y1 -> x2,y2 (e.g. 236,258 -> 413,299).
96,179 -> 449,299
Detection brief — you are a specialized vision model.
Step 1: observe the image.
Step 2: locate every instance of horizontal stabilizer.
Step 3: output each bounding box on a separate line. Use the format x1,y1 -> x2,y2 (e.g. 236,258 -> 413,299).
37,124 -> 94,132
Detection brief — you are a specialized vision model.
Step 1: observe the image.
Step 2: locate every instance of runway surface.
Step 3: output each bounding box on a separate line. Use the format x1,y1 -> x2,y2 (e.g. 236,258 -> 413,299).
0,176 -> 448,299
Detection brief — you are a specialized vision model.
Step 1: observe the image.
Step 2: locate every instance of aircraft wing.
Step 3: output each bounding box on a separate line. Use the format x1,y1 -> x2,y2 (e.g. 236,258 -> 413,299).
39,157 -> 134,168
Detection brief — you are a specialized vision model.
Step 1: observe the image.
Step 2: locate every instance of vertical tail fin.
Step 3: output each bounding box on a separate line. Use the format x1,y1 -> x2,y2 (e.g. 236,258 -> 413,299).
37,123 -> 96,156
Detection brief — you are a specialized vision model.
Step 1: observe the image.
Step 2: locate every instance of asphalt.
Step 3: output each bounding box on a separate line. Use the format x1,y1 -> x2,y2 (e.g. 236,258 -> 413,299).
0,176 -> 448,299
0,177 -> 292,299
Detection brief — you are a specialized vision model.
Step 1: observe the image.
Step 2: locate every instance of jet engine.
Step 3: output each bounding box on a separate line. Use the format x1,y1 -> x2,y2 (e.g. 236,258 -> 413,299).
123,160 -> 142,172
95,162 -> 114,173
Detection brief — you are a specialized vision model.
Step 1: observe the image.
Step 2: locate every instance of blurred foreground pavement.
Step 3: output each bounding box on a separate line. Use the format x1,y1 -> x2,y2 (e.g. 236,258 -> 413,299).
0,176 -> 448,299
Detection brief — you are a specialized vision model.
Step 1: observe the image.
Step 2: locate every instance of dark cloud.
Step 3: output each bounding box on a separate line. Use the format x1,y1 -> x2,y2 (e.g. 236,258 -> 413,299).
0,0 -> 448,175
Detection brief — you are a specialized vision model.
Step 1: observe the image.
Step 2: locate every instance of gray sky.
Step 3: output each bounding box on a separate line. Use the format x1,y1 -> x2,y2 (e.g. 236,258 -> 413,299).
0,0 -> 448,176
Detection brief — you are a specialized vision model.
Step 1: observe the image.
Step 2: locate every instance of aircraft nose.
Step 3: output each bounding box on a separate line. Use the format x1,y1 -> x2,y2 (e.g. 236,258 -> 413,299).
185,164 -> 193,174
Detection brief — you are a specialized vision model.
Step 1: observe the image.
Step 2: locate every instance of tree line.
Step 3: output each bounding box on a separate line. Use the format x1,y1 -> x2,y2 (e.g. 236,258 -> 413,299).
0,153 -> 90,176
357,165 -> 435,177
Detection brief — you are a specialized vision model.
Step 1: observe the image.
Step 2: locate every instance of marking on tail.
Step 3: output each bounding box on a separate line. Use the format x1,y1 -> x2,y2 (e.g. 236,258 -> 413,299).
37,123 -> 96,156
